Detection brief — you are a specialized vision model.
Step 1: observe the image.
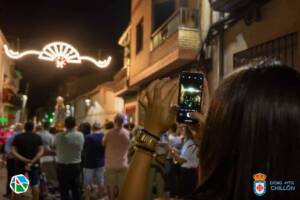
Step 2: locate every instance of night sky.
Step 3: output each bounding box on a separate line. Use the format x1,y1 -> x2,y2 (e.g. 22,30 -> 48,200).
0,0 -> 130,117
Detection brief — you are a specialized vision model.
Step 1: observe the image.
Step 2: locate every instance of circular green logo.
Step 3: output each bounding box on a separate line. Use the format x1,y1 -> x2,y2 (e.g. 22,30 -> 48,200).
10,174 -> 30,194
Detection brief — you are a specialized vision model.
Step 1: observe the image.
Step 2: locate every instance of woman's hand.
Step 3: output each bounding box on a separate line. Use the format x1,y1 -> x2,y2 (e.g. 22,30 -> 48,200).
139,78 -> 178,137
188,78 -> 210,140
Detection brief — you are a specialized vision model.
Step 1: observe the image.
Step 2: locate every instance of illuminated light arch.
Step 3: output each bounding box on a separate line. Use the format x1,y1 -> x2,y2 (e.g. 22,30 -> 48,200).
3,41 -> 112,69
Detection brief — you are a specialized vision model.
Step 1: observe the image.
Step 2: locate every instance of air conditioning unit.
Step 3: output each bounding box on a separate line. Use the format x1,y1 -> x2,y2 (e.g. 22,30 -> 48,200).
210,0 -> 253,12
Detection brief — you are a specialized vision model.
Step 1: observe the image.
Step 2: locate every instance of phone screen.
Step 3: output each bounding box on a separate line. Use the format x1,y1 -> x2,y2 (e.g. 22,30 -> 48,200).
177,72 -> 204,123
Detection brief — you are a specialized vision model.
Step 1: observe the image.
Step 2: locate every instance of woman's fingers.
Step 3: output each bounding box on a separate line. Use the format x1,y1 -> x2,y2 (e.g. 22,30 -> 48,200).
146,79 -> 160,105
167,104 -> 179,123
164,81 -> 178,105
153,78 -> 170,103
170,104 -> 179,113
189,112 -> 206,124
139,91 -> 148,110
139,98 -> 147,110
188,112 -> 206,140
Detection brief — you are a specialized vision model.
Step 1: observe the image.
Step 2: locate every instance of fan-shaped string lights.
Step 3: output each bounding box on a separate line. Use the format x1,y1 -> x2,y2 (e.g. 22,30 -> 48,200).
3,42 -> 112,69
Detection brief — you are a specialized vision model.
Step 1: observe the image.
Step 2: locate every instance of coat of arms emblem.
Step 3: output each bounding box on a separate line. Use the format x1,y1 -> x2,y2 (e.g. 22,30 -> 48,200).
253,173 -> 267,196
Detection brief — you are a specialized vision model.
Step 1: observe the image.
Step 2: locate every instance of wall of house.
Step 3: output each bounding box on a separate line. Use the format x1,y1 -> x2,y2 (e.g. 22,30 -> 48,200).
74,87 -> 124,125
0,33 -> 4,120
223,0 -> 300,75
0,31 -> 20,123
130,0 -> 152,78
0,33 -> 4,104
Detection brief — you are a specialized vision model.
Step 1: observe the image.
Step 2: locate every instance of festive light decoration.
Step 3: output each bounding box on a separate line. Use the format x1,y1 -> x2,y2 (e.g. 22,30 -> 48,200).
3,42 -> 112,68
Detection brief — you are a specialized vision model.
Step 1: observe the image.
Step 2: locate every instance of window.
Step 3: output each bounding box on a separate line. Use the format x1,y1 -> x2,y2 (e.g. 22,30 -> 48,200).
152,0 -> 175,31
234,32 -> 298,68
136,18 -> 144,54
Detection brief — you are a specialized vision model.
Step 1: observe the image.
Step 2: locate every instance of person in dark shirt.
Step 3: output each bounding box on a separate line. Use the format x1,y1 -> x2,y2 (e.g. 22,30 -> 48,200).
82,122 -> 105,200
11,121 -> 44,200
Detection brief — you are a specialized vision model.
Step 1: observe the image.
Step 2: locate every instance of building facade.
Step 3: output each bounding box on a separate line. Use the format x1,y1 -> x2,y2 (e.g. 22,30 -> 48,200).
115,0 -> 300,125
68,82 -> 124,125
206,0 -> 300,88
222,0 -> 300,72
0,30 -> 22,125
114,0 -> 205,124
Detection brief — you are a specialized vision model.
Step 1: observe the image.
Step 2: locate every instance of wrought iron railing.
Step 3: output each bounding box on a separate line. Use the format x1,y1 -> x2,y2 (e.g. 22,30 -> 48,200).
151,8 -> 199,50
234,32 -> 298,68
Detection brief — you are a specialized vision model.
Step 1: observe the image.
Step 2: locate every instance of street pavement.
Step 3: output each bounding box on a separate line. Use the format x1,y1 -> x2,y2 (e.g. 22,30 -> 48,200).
0,162 -> 7,197
0,163 -> 107,200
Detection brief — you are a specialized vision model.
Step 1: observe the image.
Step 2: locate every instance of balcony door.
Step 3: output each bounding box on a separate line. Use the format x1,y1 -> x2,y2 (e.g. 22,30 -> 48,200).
152,0 -> 176,32
152,0 -> 199,33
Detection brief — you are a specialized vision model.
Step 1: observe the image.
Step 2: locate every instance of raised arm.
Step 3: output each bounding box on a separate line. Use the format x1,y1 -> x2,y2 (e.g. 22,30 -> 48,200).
119,78 -> 177,200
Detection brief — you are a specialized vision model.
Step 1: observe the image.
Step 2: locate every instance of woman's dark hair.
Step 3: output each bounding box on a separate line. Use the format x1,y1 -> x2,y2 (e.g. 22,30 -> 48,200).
193,64 -> 300,200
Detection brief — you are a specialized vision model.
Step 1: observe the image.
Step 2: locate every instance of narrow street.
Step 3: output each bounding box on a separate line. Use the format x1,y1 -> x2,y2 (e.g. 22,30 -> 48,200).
0,0 -> 300,199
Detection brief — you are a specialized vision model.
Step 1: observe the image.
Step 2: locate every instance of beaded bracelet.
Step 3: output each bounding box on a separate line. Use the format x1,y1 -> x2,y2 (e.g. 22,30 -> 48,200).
135,128 -> 159,151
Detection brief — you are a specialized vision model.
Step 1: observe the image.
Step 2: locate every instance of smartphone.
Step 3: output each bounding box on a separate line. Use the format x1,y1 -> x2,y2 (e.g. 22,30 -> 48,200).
177,72 -> 204,124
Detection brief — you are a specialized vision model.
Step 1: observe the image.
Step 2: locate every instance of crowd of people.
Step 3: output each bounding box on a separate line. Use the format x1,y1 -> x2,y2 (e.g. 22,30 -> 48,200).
0,114 -> 134,200
0,61 -> 299,200
0,113 -> 202,200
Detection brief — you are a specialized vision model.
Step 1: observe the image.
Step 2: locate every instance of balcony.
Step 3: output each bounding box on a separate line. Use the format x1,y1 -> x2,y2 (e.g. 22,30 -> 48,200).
129,8 -> 200,87
151,7 -> 200,50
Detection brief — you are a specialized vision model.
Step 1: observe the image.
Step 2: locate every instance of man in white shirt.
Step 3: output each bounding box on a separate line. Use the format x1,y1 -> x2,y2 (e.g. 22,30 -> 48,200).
54,117 -> 84,200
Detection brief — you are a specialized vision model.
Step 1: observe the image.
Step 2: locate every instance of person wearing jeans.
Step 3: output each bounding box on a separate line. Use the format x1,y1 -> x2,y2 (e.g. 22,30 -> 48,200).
56,163 -> 82,199
82,123 -> 105,200
54,117 -> 84,200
